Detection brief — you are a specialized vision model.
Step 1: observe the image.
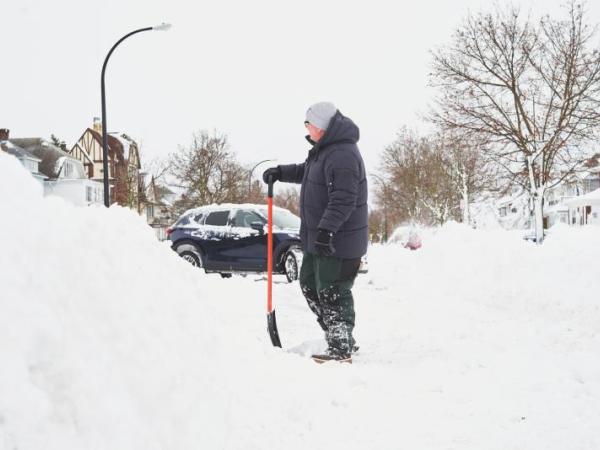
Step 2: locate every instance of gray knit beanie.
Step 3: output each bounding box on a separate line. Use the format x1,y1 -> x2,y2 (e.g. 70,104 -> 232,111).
305,102 -> 337,130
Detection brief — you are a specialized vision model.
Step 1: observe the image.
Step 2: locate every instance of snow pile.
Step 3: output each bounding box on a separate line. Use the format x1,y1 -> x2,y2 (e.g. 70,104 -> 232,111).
0,153 -> 267,449
2,151 -> 600,449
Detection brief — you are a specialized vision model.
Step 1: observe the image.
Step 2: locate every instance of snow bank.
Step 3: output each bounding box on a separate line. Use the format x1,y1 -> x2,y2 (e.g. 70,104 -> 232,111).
2,151 -> 600,450
0,153 -> 269,449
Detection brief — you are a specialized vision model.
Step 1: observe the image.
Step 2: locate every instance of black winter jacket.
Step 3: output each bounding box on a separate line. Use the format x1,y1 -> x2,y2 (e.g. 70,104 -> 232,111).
279,111 -> 368,259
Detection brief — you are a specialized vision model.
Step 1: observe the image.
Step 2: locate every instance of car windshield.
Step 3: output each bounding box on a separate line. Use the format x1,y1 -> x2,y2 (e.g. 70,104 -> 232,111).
258,209 -> 300,230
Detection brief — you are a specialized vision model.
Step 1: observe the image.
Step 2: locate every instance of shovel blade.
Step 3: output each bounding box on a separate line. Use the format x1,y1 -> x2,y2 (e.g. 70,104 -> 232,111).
267,309 -> 282,348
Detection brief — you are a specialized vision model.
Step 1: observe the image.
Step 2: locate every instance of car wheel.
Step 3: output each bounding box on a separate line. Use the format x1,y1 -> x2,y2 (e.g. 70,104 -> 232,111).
175,243 -> 203,268
284,249 -> 300,283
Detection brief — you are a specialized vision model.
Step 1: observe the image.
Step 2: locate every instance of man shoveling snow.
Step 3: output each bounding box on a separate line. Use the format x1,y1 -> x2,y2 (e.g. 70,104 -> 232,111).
263,102 -> 368,363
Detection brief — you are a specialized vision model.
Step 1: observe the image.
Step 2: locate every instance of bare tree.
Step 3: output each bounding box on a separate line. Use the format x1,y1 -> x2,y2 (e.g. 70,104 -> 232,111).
274,186 -> 300,216
379,128 -> 425,225
368,209 -> 385,243
379,128 -> 462,226
244,179 -> 265,204
143,156 -> 171,183
419,140 -> 460,225
169,130 -> 247,209
439,131 -> 498,224
430,2 -> 600,242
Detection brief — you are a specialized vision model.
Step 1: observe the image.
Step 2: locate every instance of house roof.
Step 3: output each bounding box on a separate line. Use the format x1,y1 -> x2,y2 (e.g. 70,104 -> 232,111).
497,191 -> 526,207
143,177 -> 176,206
10,138 -> 86,179
0,139 -> 42,162
156,184 -> 175,198
544,203 -> 569,215
85,129 -> 139,168
564,188 -> 600,207
86,129 -> 125,163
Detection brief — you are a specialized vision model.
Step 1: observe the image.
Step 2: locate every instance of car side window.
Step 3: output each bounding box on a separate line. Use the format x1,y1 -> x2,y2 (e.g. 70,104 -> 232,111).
176,215 -> 191,226
193,213 -> 205,224
205,210 -> 230,226
233,210 -> 265,228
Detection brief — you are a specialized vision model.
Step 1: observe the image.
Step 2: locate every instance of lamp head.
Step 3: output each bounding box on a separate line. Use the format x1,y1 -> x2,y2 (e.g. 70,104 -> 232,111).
153,23 -> 172,31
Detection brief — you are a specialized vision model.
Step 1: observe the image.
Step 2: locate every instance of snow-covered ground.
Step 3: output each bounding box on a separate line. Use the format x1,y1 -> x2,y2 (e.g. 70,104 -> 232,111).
1,151 -> 600,450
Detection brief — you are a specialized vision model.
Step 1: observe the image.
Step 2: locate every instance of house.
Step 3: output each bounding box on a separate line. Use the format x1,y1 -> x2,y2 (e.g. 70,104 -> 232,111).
1,129 -> 103,206
543,177 -> 579,227
0,129 -> 45,183
496,189 -> 532,230
544,155 -> 600,227
8,136 -> 104,206
141,174 -> 177,240
564,188 -> 600,225
70,118 -> 141,209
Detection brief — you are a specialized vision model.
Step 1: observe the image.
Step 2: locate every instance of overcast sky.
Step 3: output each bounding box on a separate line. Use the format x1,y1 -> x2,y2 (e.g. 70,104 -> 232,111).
3,0 -> 599,178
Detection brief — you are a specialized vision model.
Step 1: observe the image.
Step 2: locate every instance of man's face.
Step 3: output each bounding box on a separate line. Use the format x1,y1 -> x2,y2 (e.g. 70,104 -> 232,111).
305,121 -> 326,142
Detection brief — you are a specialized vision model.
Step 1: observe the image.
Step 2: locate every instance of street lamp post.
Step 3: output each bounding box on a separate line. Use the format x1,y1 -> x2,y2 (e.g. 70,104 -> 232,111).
248,159 -> 276,197
100,23 -> 171,207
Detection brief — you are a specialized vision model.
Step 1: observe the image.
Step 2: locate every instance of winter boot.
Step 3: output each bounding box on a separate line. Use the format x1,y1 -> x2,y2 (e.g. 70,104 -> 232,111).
311,349 -> 352,364
351,336 -> 359,354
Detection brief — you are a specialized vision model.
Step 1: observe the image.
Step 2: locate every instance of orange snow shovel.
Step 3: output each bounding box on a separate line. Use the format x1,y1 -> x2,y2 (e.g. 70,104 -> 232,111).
267,176 -> 282,347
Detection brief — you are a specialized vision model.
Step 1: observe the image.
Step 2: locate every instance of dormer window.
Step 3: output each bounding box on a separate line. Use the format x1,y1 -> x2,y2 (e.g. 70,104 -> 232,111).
25,159 -> 39,173
63,162 -> 73,178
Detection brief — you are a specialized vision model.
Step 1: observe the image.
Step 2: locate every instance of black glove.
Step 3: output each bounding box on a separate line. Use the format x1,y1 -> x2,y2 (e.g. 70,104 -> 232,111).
314,229 -> 335,257
262,166 -> 281,184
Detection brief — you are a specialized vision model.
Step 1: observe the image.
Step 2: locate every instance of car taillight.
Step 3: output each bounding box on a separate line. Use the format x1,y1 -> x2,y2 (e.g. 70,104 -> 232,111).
166,228 -> 173,237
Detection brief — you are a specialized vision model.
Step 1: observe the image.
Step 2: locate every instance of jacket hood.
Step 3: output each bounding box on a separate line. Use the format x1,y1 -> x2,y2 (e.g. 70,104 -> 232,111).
317,111 -> 360,148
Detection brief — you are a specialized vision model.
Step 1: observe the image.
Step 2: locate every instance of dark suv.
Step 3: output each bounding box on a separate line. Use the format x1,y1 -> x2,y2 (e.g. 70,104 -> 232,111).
168,204 -> 303,281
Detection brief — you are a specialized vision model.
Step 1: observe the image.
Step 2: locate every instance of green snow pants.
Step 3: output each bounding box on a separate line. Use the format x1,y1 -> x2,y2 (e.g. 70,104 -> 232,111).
299,252 -> 361,356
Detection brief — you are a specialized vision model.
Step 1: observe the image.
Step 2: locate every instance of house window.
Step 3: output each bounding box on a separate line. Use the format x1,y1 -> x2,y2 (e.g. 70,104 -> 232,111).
86,186 -> 93,202
499,207 -> 507,217
147,205 -> 155,221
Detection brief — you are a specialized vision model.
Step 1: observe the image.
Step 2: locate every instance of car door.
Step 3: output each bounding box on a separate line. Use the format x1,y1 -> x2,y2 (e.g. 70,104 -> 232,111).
199,209 -> 233,270
226,208 -> 268,271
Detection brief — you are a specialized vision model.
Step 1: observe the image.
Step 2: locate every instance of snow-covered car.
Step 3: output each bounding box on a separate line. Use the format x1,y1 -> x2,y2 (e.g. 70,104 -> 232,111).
167,203 -> 303,282
389,225 -> 423,250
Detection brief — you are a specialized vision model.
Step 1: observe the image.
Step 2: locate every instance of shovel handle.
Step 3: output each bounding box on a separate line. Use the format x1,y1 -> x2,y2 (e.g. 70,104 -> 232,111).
267,176 -> 274,313
268,176 -> 274,198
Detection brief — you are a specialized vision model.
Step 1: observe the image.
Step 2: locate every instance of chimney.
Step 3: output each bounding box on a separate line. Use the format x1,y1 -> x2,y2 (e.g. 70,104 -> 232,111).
0,129 -> 9,141
92,117 -> 102,133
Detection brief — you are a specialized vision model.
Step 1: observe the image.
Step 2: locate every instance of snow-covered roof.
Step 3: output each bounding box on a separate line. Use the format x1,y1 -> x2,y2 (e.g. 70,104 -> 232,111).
496,190 -> 526,207
543,203 -> 569,215
564,188 -> 600,207
86,129 -> 137,164
108,132 -> 139,165
0,140 -> 42,162
10,138 -> 86,179
108,132 -> 135,151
